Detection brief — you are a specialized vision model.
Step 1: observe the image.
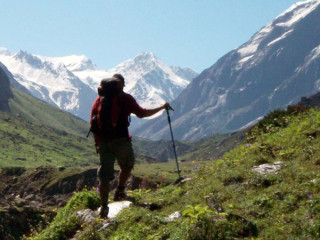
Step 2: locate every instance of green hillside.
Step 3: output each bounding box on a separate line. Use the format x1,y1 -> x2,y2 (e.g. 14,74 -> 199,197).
0,88 -> 97,167
9,88 -> 89,137
29,104 -> 320,239
181,130 -> 245,162
0,88 -> 197,167
0,111 -> 97,167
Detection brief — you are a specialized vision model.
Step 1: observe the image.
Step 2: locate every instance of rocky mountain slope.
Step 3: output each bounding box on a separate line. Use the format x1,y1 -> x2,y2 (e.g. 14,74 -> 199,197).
0,63 -> 12,112
133,0 -> 320,140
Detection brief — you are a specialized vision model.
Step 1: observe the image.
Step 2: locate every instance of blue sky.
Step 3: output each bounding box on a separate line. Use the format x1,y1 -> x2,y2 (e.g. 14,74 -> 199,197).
0,0 -> 297,72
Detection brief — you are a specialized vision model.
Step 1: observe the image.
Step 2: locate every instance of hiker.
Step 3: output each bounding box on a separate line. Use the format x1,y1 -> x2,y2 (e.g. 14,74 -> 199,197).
90,73 -> 169,218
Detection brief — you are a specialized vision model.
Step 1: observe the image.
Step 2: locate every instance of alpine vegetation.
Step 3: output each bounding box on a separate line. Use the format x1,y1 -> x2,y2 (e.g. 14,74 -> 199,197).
26,103 -> 320,239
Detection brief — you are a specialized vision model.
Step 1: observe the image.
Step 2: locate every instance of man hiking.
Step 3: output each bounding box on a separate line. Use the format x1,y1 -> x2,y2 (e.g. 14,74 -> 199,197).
90,73 -> 169,218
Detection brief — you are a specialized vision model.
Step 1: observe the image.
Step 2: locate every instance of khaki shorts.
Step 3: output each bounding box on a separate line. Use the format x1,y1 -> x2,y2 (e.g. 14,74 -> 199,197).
97,138 -> 135,181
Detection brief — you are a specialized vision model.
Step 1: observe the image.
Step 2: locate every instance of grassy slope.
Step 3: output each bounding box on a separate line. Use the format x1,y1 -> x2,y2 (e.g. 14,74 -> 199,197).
133,136 -> 193,163
30,105 -> 320,239
0,111 -> 98,167
2,88 -> 242,168
1,89 -> 190,167
181,130 -> 245,162
0,88 -> 97,167
9,88 -> 89,137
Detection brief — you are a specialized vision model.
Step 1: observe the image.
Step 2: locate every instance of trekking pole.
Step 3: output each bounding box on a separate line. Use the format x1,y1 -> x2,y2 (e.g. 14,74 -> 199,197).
166,106 -> 183,183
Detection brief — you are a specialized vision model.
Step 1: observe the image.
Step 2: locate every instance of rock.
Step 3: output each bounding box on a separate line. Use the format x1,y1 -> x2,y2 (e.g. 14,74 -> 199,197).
76,200 -> 132,225
25,194 -> 35,201
98,221 -> 112,231
165,211 -> 182,222
181,177 -> 192,183
76,209 -> 98,224
252,161 -> 282,175
107,201 -> 132,219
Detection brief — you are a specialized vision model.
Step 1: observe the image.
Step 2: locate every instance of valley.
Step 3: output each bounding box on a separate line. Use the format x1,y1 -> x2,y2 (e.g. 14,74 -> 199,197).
1,1 -> 320,239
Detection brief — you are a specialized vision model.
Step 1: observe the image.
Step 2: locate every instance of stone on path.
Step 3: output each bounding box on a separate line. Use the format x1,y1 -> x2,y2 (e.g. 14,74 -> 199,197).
105,200 -> 132,219
76,200 -> 132,224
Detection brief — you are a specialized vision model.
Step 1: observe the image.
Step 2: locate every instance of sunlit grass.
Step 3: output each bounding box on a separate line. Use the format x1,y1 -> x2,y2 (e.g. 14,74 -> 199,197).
10,105 -> 320,239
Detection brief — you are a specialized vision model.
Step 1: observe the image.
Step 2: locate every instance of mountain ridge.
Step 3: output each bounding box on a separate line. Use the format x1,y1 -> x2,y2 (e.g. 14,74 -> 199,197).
133,0 -> 320,140
0,50 -> 197,124
0,66 -> 194,167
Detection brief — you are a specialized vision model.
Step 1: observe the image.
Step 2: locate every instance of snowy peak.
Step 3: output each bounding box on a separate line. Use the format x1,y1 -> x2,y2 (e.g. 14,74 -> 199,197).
134,52 -> 158,65
13,50 -> 46,69
0,49 -> 97,119
4,50 -> 75,88
110,52 -> 193,88
108,52 -> 196,110
63,51 -> 197,112
238,0 -> 320,57
274,0 -> 320,28
234,0 -> 320,72
0,48 -> 197,123
41,55 -> 97,72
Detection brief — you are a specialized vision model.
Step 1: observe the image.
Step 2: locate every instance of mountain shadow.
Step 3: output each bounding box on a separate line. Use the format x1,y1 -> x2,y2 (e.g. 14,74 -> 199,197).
0,62 -> 13,112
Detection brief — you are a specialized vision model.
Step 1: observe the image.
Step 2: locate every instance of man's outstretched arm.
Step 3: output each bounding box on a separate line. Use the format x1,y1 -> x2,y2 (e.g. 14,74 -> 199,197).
140,102 -> 169,118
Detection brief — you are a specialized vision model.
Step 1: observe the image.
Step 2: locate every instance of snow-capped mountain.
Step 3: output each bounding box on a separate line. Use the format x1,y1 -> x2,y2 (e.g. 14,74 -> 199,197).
0,49 -> 96,121
133,0 -> 320,140
53,52 -> 196,110
107,52 -> 196,109
0,49 -> 197,123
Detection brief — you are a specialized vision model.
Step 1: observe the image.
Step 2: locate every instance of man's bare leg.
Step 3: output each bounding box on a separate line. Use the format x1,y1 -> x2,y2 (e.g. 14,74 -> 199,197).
99,178 -> 110,205
99,178 -> 110,218
118,169 -> 131,187
114,169 -> 132,201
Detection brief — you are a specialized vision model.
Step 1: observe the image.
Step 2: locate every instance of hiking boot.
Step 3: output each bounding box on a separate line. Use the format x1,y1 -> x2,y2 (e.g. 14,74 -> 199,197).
99,205 -> 109,219
113,188 -> 128,201
113,185 -> 136,202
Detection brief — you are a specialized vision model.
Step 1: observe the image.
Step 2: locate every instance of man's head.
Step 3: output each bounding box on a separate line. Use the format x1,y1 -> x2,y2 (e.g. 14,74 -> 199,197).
113,73 -> 125,87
